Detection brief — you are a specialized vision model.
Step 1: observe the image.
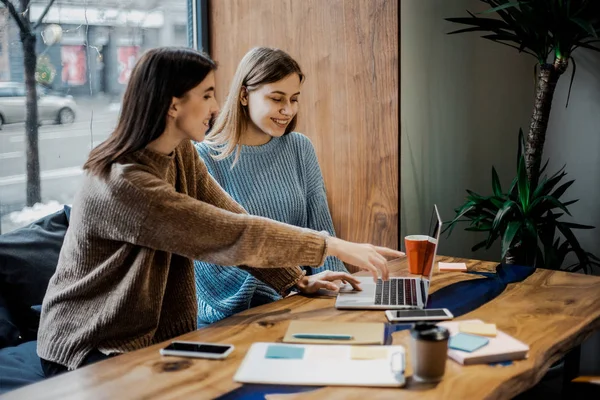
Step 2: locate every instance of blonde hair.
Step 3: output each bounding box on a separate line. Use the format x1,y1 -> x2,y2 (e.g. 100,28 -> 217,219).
204,47 -> 304,166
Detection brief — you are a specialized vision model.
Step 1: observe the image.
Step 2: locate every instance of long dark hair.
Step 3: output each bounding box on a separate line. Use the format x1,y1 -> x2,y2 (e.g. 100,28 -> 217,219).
84,47 -> 217,178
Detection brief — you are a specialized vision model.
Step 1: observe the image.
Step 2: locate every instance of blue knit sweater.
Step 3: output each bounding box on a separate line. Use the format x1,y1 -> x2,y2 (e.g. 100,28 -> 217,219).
194,132 -> 347,324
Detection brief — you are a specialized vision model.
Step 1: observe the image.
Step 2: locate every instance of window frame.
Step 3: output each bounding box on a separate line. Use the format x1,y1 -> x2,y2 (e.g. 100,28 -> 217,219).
188,0 -> 210,54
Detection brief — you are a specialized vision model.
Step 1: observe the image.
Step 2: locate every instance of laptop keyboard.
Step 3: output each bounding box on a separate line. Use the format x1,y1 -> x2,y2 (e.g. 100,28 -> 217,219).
374,278 -> 419,306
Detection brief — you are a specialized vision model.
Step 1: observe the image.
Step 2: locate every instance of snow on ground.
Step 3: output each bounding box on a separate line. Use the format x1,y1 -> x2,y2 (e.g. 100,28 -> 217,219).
2,201 -> 66,233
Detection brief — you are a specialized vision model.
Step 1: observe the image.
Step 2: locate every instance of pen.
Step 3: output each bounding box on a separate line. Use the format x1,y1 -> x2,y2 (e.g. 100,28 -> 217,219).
292,333 -> 353,340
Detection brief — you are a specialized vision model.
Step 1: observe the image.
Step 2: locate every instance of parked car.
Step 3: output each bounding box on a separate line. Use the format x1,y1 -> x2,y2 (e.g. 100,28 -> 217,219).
0,82 -> 77,129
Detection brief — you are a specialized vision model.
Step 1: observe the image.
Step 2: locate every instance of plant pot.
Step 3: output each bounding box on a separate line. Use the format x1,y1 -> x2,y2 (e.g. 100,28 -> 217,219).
503,243 -> 526,266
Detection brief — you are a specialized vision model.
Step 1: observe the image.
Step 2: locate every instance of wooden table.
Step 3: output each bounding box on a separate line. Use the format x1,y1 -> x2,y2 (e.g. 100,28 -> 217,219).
6,256 -> 600,400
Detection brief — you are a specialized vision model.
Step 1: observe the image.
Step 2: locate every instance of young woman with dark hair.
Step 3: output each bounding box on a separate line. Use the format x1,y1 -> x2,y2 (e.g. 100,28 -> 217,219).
37,47 -> 403,376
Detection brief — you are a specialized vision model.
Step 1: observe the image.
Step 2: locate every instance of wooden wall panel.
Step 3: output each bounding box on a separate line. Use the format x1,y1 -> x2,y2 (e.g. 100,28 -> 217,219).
208,0 -> 399,258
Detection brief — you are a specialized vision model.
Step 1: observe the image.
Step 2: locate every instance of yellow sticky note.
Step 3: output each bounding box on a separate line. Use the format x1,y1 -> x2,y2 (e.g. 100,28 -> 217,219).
459,322 -> 497,337
439,262 -> 468,272
350,346 -> 389,360
305,346 -> 347,361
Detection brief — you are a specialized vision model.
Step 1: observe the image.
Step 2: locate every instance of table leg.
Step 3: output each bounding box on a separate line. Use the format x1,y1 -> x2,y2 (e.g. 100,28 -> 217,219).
561,345 -> 581,398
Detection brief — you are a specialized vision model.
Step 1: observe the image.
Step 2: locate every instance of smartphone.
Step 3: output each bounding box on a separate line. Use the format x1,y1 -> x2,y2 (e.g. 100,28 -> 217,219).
159,341 -> 234,359
385,308 -> 454,322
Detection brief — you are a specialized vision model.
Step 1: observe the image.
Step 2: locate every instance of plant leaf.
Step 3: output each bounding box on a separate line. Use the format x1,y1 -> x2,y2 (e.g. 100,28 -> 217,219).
529,195 -> 572,216
482,33 -> 521,42
446,26 -> 494,35
517,156 -> 530,211
481,36 -> 538,58
501,220 -> 521,259
533,167 -> 567,199
524,218 -> 538,242
556,222 -> 591,271
445,17 -> 512,30
472,240 -> 489,252
492,200 -> 518,232
443,202 -> 475,235
560,222 -> 595,230
571,17 -> 598,38
539,158 -> 549,176
517,128 -> 525,168
480,1 -> 520,14
466,189 -> 488,201
509,175 -> 519,198
565,56 -> 576,107
575,41 -> 600,52
550,179 -> 575,199
492,166 -> 503,197
466,226 -> 492,232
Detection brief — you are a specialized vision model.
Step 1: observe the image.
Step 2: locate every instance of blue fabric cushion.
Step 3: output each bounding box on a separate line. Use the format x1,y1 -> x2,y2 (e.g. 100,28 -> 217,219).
0,206 -> 70,341
0,341 -> 44,395
0,294 -> 20,349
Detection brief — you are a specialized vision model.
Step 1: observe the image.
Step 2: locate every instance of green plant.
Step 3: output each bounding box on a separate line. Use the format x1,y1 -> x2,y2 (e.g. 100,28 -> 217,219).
444,1 -> 600,270
446,0 -> 600,187
445,130 -> 600,273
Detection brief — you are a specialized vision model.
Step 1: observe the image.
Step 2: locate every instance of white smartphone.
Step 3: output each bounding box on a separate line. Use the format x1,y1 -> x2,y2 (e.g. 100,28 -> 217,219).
385,308 -> 454,322
159,341 -> 234,359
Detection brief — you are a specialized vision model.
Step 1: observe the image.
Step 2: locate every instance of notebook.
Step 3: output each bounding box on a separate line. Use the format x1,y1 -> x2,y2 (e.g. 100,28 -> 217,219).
438,319 -> 529,365
283,320 -> 385,345
234,343 -> 406,387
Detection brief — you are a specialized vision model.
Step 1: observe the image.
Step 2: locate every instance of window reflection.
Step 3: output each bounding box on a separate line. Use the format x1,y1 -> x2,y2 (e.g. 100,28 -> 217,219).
0,0 -> 189,233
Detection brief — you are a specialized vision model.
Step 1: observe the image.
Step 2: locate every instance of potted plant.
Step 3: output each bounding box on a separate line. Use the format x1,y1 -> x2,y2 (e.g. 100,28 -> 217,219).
444,0 -> 600,272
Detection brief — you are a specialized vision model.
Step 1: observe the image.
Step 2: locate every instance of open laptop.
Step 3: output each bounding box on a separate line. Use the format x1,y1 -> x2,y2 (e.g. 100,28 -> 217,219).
335,204 -> 442,310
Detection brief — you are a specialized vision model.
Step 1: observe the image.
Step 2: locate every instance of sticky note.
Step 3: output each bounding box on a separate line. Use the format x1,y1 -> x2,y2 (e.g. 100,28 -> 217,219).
265,345 -> 305,359
350,346 -> 389,360
459,321 -> 497,337
439,262 -> 468,272
305,346 -> 347,361
449,333 -> 489,352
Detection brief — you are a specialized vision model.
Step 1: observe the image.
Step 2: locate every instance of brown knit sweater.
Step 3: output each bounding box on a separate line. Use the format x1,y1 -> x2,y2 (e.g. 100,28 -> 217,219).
37,140 -> 327,369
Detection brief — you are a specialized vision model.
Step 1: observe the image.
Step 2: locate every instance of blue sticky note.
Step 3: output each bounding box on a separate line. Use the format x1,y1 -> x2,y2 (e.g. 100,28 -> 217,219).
489,360 -> 513,367
265,345 -> 305,359
449,333 -> 489,352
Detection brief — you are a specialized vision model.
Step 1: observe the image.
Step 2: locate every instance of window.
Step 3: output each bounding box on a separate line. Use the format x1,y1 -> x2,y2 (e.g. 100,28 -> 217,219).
0,0 -> 192,234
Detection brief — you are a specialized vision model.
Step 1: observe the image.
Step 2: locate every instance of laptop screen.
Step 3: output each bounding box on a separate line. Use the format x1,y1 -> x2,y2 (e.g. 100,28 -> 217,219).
421,205 -> 442,281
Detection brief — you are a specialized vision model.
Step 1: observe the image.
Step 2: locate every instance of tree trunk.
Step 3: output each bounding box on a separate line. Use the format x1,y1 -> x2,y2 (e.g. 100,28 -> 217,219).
21,31 -> 41,206
525,58 -> 568,188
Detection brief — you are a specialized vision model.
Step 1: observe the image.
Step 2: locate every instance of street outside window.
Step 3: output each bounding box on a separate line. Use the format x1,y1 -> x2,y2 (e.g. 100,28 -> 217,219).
0,0 -> 190,233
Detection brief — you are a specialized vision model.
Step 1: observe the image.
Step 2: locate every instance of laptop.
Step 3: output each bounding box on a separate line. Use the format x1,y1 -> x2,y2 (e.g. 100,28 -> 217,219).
335,205 -> 442,310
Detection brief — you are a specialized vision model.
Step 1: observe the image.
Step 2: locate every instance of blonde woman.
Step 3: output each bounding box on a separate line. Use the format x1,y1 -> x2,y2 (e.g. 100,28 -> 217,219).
194,47 -> 367,324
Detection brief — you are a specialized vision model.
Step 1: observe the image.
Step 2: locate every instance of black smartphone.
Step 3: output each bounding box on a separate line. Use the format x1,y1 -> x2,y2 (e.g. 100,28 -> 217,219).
159,341 -> 234,359
385,308 -> 454,322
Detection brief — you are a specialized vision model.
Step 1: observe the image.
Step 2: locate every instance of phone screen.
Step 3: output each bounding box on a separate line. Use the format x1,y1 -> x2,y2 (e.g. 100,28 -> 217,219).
164,342 -> 231,354
395,309 -> 448,318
